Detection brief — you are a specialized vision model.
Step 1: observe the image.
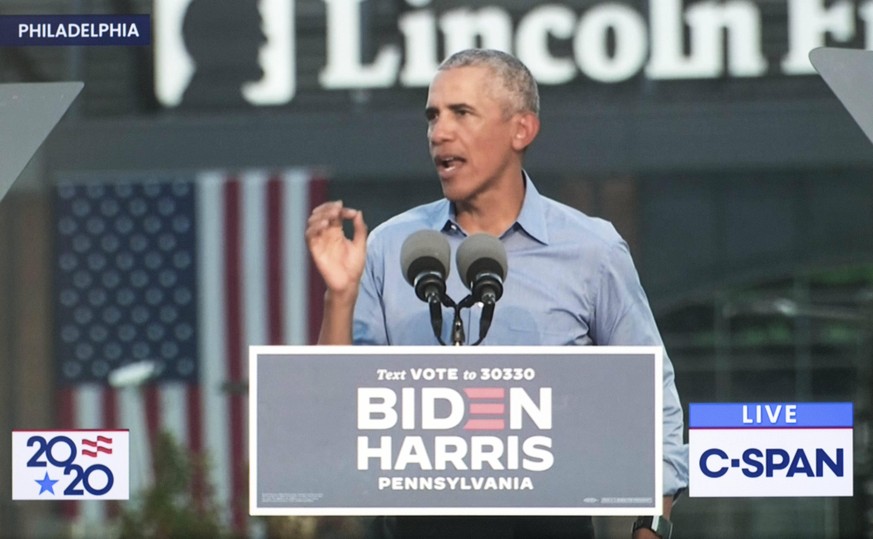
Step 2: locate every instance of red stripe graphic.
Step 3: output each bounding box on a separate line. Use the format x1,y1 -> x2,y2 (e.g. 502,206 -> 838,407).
464,387 -> 507,430
82,436 -> 114,458
82,447 -> 113,457
464,388 -> 505,399
464,419 -> 506,430
81,436 -> 113,447
469,403 -> 504,415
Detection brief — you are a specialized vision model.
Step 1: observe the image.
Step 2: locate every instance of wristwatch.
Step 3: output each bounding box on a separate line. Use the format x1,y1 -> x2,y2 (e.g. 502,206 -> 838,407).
632,515 -> 673,538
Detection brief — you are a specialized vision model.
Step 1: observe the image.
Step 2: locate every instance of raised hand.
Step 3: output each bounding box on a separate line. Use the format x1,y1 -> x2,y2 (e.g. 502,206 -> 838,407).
305,200 -> 368,299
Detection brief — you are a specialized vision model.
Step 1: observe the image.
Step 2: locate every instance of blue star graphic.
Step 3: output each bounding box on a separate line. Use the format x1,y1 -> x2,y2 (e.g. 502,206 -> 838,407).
35,472 -> 59,495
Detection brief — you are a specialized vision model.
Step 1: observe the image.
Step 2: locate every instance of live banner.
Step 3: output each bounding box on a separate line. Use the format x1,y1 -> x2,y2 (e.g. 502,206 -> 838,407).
249,346 -> 663,516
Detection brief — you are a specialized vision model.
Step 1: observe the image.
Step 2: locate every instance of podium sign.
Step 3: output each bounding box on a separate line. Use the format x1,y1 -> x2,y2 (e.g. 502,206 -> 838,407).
249,346 -> 663,516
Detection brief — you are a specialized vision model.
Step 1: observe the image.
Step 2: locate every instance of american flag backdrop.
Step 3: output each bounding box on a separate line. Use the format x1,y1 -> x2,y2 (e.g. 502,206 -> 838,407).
52,169 -> 327,531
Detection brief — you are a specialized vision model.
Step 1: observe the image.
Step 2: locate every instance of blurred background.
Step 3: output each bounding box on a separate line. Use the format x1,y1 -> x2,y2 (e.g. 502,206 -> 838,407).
2,0 -> 873,537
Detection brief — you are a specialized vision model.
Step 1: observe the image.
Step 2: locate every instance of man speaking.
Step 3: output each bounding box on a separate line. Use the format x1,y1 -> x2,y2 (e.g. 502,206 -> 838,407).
305,48 -> 688,539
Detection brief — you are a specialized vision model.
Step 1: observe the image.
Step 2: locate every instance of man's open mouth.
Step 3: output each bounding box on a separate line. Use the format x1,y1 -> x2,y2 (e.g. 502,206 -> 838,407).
436,156 -> 465,171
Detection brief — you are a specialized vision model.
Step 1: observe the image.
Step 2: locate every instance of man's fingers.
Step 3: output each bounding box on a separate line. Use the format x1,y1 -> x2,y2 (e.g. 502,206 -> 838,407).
351,210 -> 368,250
307,201 -> 345,238
309,201 -> 343,225
306,201 -> 365,248
309,202 -> 361,226
310,200 -> 342,215
304,218 -> 330,242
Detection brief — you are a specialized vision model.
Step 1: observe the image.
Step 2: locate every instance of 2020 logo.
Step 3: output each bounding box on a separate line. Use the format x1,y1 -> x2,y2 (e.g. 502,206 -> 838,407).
12,430 -> 129,500
26,434 -> 115,496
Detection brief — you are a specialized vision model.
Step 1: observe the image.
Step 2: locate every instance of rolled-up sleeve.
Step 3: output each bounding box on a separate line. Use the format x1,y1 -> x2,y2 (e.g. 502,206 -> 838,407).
353,235 -> 389,346
593,240 -> 689,496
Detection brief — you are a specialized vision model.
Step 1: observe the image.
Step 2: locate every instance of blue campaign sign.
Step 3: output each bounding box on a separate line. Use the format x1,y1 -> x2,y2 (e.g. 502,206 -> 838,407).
250,346 -> 664,516
689,402 -> 854,428
0,15 -> 151,46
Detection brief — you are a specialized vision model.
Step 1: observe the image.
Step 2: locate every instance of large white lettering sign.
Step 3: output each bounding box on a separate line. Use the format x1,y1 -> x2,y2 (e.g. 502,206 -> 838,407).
250,346 -> 663,516
155,0 -> 873,107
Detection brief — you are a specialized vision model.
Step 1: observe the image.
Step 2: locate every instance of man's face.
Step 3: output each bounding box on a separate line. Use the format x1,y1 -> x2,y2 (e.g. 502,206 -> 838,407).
426,66 -> 519,204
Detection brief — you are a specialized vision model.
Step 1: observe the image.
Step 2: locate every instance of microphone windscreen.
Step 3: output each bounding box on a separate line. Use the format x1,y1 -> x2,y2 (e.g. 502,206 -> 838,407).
456,233 -> 508,287
400,230 -> 451,285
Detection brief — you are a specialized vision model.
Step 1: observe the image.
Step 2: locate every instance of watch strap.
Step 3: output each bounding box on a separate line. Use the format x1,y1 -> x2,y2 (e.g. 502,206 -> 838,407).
632,515 -> 673,539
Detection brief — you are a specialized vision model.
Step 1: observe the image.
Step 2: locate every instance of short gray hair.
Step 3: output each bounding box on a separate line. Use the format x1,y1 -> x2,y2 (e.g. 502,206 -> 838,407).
438,49 -> 540,116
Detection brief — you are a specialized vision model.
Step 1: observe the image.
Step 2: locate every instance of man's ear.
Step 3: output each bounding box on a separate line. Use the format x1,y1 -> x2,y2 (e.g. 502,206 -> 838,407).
512,112 -> 541,151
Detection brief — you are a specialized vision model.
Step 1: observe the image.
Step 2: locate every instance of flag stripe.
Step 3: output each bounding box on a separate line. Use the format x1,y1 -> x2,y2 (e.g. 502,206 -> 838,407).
240,172 -> 268,530
103,389 -> 117,429
58,388 -> 78,519
186,387 -> 201,455
58,388 -> 75,429
120,386 -> 152,490
286,170 -> 309,345
196,172 -> 231,523
307,176 -> 328,345
145,385 -> 161,452
103,387 -> 119,522
160,383 -> 187,446
268,176 -> 284,344
243,172 -> 269,349
222,178 -> 246,532
187,385 -> 204,509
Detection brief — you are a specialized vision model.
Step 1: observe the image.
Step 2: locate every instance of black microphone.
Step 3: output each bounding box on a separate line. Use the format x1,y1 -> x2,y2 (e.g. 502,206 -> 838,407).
456,233 -> 507,304
401,230 -> 451,301
401,230 -> 451,344
456,233 -> 508,343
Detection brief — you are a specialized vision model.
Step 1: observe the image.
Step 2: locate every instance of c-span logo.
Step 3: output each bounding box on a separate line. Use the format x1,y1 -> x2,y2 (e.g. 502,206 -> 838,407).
689,403 -> 852,497
12,430 -> 129,500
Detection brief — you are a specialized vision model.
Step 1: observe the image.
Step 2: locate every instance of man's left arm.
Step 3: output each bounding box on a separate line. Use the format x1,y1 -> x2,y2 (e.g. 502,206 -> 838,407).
593,240 -> 689,537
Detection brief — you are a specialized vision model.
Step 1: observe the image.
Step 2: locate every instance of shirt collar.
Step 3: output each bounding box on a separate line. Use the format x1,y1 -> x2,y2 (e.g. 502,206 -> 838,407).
429,171 -> 550,245
514,172 -> 549,245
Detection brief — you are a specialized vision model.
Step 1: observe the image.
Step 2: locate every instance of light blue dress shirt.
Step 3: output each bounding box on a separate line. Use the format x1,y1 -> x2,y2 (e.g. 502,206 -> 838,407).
353,174 -> 689,496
